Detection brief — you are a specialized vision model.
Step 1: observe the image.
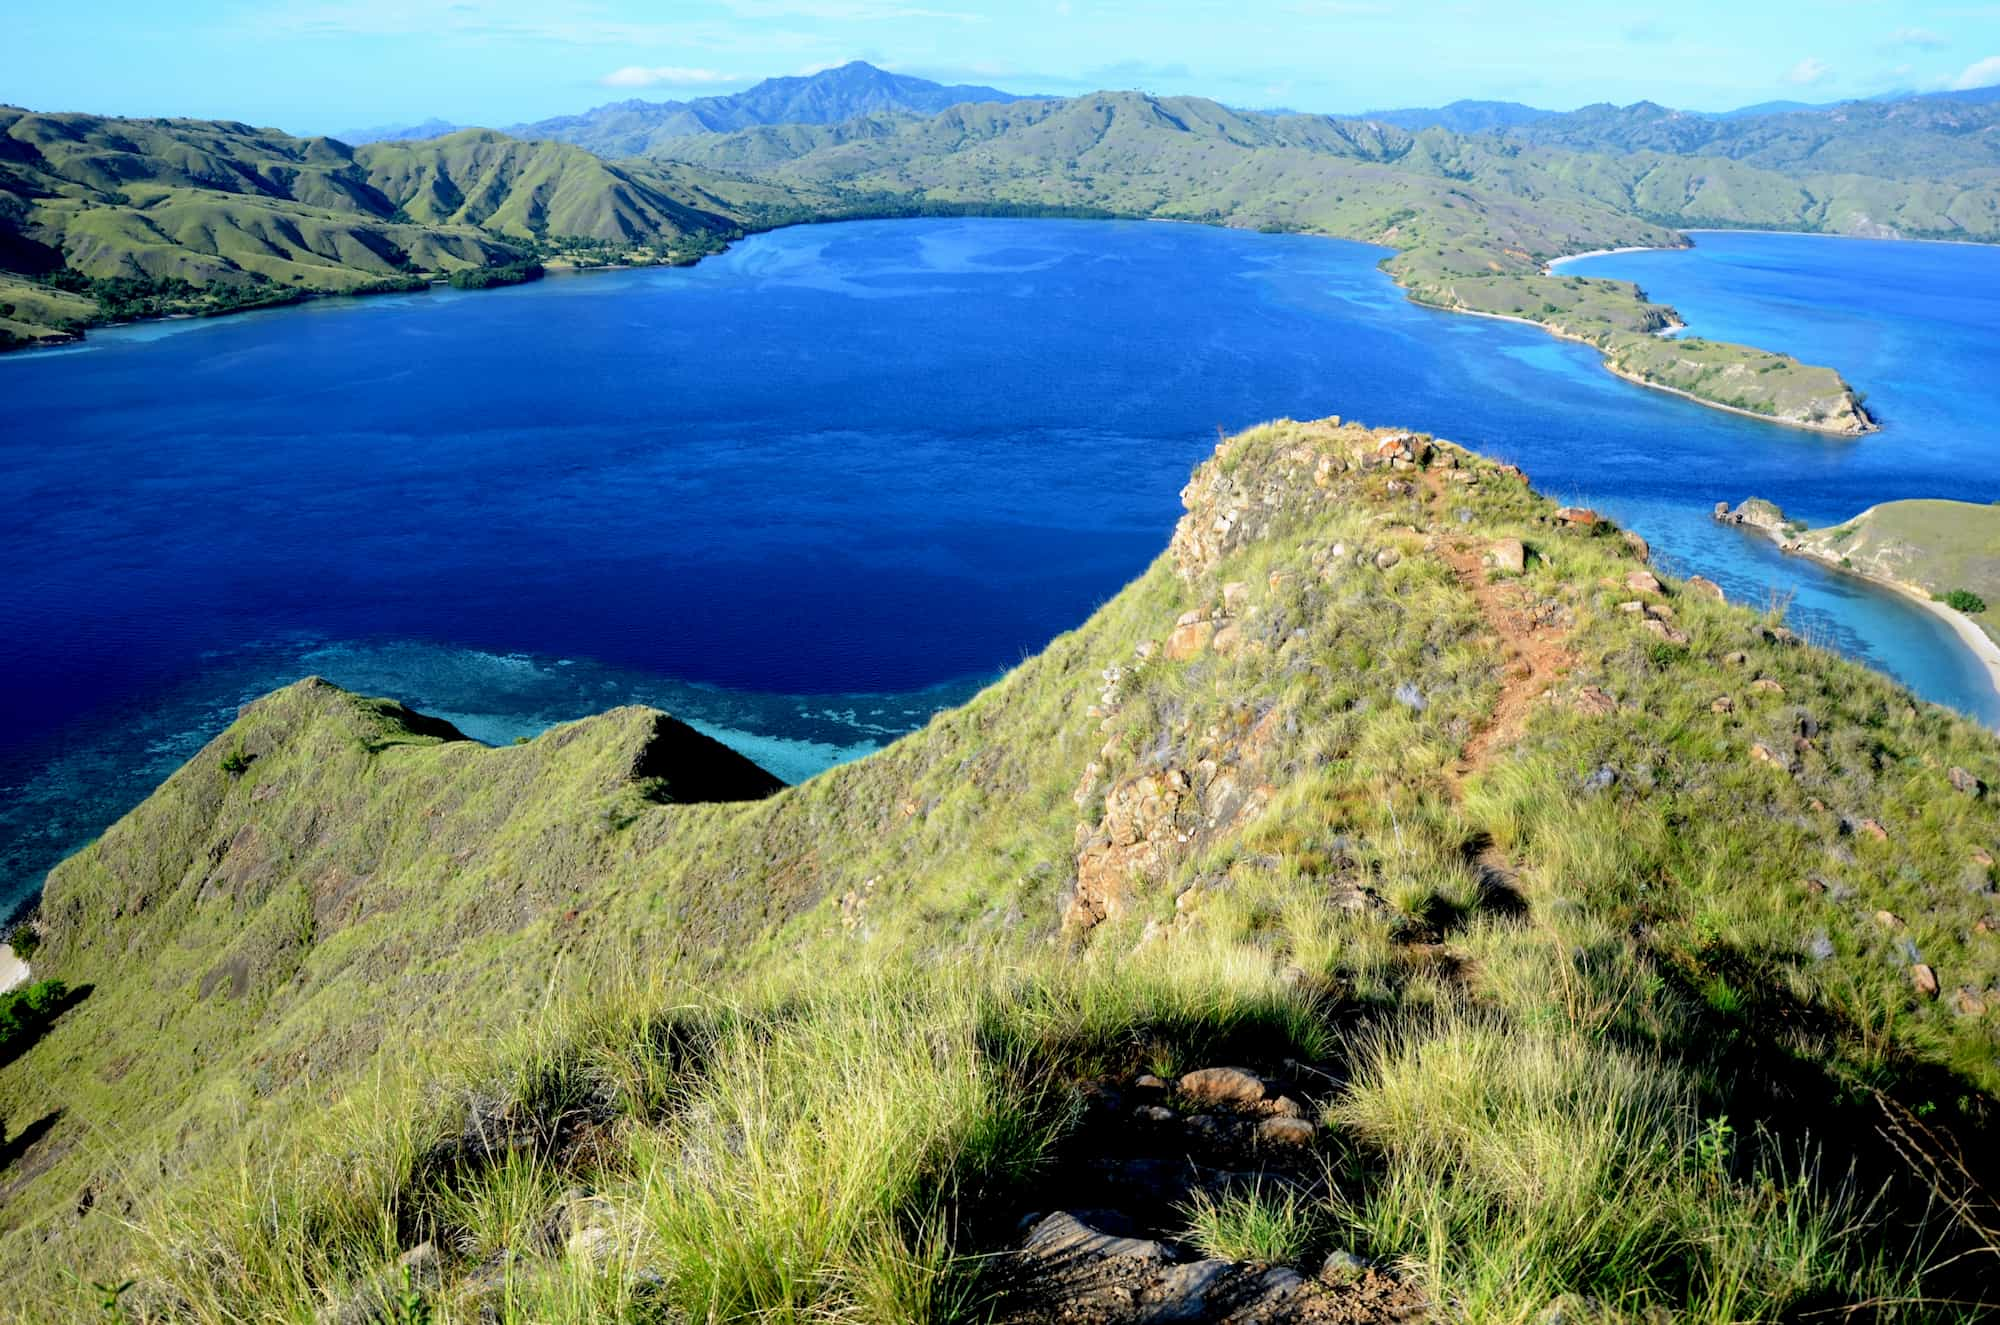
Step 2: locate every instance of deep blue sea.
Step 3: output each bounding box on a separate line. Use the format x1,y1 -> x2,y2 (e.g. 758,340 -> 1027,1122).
3,218 -> 1998,916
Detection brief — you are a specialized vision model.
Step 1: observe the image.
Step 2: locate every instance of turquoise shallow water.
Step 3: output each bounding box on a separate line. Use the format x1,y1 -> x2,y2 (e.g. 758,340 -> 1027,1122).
2,219 -> 1997,916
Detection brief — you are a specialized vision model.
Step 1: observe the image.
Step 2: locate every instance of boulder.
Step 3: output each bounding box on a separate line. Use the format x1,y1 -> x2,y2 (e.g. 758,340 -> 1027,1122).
1488,538 -> 1527,575
1687,576 -> 1726,602
1622,530 -> 1651,563
1177,1066 -> 1269,1109
1165,620 -> 1214,661
1751,678 -> 1784,695
1710,695 -> 1735,714
1949,767 -> 1986,799
1222,580 -> 1250,612
1625,570 -> 1664,595
1256,1116 -> 1317,1147
1913,964 -> 1940,999
1555,506 -> 1601,527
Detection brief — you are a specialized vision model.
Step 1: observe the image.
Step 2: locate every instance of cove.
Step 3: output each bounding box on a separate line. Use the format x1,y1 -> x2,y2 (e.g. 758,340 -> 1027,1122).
3,218 -> 1997,916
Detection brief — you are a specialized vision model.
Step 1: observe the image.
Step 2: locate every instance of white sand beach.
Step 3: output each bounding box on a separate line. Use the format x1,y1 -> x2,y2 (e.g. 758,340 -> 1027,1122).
0,942 -> 28,993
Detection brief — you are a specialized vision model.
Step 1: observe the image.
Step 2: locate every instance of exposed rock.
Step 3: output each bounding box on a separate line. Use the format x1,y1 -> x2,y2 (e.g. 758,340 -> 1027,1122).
1255,1116 -> 1318,1147
1166,620 -> 1215,662
1751,678 -> 1785,695
1580,764 -> 1619,793
998,1211 -> 1416,1325
1487,538 -> 1527,575
1622,530 -> 1651,563
1856,819 -> 1889,842
1949,767 -> 1986,799
1749,743 -> 1786,769
1973,848 -> 1995,867
1625,570 -> 1664,596
1178,1066 -> 1269,1109
1875,910 -> 1905,930
1571,686 -> 1618,716
1710,695 -> 1735,715
1913,964 -> 1940,999
1722,650 -> 1749,667
1222,581 -> 1250,613
1213,624 -> 1244,656
1374,547 -> 1403,571
1555,506 -> 1601,527
1953,987 -> 1989,1017
1687,576 -> 1726,602
1392,682 -> 1426,712
1641,618 -> 1690,646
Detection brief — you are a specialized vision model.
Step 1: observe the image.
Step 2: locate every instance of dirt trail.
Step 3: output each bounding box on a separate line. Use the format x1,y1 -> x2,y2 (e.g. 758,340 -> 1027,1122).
1423,471 -> 1576,787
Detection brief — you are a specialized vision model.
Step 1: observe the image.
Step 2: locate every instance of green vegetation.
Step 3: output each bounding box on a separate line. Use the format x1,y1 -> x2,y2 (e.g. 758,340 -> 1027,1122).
4,924 -> 36,960
0,112 -> 820,348
447,261 -> 545,290
1181,1180 -> 1323,1263
0,979 -> 69,1061
4,419 -> 1999,1321
1783,499 -> 2000,646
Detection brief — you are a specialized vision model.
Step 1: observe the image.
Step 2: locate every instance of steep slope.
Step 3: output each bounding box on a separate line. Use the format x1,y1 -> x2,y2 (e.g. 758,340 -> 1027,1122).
0,111 -> 813,347
4,419 -> 1998,1321
516,61 -> 1030,158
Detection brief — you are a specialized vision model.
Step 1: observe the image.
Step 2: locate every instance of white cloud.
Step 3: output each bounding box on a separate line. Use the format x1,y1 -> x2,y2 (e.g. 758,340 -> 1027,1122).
1890,27 -> 1947,49
1781,57 -> 1832,86
600,65 -> 738,88
1951,54 -> 2000,89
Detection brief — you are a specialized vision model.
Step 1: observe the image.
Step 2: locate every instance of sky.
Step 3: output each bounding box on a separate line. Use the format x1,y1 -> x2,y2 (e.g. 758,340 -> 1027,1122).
9,0 -> 2000,135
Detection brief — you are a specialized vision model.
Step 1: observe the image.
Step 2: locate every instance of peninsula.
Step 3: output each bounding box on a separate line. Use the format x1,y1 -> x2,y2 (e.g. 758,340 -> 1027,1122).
1718,495 -> 2000,700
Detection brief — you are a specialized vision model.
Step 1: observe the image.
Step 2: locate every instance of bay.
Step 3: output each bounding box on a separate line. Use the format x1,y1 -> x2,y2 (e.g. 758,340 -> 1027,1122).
3,218 -> 1996,915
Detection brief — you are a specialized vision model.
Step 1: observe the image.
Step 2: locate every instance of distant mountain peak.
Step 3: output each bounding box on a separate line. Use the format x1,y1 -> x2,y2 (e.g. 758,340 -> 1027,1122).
513,59 -> 1031,158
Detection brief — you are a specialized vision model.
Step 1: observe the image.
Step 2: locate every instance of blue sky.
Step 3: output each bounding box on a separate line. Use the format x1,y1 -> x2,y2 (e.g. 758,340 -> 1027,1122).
10,1 -> 2000,134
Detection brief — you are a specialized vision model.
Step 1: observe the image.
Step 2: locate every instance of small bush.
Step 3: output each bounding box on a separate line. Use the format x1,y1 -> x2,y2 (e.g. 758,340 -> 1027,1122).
1939,589 -> 1987,614
5,923 -> 37,960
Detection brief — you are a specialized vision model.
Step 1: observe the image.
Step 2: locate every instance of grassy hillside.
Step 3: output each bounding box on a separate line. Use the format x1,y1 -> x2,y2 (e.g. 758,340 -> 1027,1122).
1791,500 -> 2000,647
656,92 -> 1910,431
0,111 -> 814,347
5,419 -> 1999,1322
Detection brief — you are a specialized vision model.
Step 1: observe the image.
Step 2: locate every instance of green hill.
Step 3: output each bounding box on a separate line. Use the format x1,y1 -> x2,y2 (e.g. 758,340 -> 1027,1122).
0,111 -> 814,347
1790,500 -> 2000,647
4,419 -> 1998,1322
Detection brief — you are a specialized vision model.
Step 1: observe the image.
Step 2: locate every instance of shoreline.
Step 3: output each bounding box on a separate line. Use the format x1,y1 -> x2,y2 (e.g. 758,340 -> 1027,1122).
1548,245 -> 1662,268
1406,293 -> 1875,437
0,942 -> 27,994
1719,509 -> 2000,719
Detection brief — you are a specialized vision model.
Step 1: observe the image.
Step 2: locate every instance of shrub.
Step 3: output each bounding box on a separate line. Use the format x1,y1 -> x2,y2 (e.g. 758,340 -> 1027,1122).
0,978 -> 70,1056
5,923 -> 36,960
1939,589 -> 1987,614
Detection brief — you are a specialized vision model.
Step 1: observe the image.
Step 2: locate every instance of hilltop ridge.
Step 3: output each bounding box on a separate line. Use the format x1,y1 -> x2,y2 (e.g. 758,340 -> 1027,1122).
3,417 -> 1998,1321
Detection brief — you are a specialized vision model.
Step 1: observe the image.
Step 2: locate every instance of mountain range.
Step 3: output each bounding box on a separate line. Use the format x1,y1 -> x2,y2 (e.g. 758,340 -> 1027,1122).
340,60 -> 1032,153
